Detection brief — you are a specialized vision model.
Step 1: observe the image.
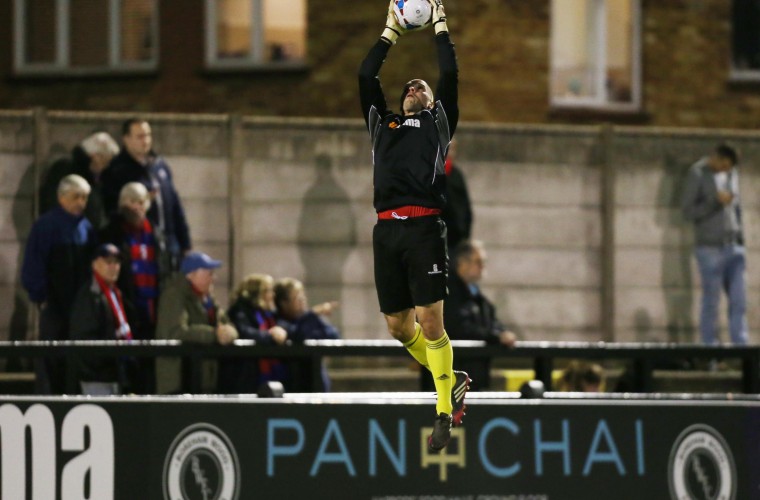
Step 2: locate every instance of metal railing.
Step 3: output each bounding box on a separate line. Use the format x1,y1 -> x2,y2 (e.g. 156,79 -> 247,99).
0,339 -> 758,394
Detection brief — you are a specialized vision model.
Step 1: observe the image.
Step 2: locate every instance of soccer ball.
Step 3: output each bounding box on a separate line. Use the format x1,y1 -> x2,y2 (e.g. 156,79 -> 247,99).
393,0 -> 432,30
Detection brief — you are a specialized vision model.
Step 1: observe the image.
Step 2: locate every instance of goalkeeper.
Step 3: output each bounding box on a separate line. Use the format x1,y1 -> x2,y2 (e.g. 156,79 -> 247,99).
358,0 -> 467,452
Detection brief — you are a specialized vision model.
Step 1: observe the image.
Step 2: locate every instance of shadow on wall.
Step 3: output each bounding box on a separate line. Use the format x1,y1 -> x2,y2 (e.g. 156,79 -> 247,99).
655,153 -> 695,343
297,154 -> 357,329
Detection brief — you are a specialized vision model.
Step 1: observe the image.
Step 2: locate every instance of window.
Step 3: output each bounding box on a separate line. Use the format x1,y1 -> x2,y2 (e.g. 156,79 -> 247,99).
14,0 -> 158,74
732,0 -> 760,80
550,0 -> 641,110
205,0 -> 307,68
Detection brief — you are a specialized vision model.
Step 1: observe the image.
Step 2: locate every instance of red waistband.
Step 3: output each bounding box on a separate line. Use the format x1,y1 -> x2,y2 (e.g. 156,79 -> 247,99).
377,205 -> 442,220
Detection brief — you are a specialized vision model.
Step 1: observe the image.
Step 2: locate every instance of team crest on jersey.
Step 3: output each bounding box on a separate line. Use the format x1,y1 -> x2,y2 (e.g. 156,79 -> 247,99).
388,117 -> 401,129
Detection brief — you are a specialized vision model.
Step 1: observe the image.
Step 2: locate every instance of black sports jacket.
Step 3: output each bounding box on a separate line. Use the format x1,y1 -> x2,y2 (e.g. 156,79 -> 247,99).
358,33 -> 459,212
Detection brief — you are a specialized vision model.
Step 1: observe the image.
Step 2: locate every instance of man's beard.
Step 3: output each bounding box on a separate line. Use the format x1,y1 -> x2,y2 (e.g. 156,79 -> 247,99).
403,97 -> 424,114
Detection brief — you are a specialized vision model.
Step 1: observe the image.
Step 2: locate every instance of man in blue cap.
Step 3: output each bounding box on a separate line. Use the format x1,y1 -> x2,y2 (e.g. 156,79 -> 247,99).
155,251 -> 238,394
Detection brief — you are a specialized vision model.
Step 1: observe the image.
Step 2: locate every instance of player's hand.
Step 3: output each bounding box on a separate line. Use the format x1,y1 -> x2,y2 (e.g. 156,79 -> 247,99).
382,0 -> 407,45
429,0 -> 448,34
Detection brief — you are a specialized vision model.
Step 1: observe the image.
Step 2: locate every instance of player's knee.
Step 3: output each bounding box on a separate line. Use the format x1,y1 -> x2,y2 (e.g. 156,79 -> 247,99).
418,319 -> 443,340
386,323 -> 408,341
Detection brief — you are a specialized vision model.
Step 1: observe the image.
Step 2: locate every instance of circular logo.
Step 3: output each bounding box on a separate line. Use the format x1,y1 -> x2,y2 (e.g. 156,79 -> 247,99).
163,423 -> 240,500
668,424 -> 736,500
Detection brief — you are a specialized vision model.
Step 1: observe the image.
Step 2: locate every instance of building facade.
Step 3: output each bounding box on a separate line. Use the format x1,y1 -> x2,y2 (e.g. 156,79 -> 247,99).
0,0 -> 759,128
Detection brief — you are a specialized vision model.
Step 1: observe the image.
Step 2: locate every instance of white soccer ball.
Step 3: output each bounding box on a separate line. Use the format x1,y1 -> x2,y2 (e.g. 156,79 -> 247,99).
393,0 -> 432,30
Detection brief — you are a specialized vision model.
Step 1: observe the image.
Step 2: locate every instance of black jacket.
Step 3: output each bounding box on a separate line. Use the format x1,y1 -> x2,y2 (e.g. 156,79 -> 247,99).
69,278 -> 138,388
441,272 -> 507,390
40,146 -> 107,229
358,34 -> 459,212
441,165 -> 472,250
444,273 -> 506,343
101,149 -> 191,265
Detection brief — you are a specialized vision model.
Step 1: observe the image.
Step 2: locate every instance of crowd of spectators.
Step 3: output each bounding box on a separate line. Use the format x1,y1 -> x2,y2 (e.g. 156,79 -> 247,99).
19,121 -> 569,397
22,119 -> 342,395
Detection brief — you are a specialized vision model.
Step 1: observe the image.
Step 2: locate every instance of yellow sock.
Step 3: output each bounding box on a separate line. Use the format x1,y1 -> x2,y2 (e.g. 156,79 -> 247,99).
425,332 -> 454,415
403,323 -> 429,371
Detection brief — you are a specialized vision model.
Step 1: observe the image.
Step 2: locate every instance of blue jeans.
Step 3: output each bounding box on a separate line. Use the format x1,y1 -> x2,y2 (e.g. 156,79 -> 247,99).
695,245 -> 748,345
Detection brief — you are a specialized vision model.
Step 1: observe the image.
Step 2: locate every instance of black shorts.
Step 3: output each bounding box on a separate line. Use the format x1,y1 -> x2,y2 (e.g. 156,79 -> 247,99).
373,216 -> 449,314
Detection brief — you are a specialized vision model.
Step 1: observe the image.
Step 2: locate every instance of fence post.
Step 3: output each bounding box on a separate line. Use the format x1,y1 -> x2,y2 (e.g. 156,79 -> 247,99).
32,107 -> 49,219
227,114 -> 244,286
600,123 -> 616,342
29,107 -> 49,344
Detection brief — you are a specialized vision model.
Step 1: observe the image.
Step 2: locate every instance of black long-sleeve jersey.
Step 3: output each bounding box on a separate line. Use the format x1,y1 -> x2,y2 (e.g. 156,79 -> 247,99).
358,33 -> 459,212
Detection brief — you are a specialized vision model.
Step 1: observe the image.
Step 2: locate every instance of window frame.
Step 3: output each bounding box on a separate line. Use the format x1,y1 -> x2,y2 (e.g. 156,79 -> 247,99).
549,0 -> 642,112
729,0 -> 760,82
13,0 -> 159,76
204,0 -> 307,71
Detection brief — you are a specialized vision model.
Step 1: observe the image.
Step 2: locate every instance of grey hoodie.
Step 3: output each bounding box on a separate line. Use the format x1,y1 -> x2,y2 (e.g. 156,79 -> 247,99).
682,157 -> 743,246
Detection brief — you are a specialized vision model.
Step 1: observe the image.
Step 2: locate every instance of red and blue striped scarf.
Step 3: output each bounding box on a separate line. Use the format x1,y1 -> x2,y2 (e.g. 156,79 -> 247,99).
124,219 -> 159,325
256,309 -> 287,382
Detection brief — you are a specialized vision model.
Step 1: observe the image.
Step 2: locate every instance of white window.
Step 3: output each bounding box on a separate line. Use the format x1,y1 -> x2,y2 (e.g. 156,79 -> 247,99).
205,0 -> 307,69
731,0 -> 760,81
14,0 -> 158,75
550,0 -> 641,110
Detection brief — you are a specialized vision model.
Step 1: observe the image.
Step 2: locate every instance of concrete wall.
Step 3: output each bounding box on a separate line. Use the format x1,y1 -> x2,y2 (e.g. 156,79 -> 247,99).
2,110 -> 759,345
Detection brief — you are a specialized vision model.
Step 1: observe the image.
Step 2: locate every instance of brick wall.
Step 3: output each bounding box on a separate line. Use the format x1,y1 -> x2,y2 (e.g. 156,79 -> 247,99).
1,1 -> 759,128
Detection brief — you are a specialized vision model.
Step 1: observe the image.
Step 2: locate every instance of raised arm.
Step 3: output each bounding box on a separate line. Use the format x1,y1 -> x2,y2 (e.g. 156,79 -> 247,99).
431,0 -> 459,136
359,1 -> 407,127
358,40 -> 391,128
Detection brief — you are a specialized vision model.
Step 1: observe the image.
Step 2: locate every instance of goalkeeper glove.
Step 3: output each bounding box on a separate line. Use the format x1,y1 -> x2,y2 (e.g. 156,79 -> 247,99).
429,0 -> 448,34
382,1 -> 407,44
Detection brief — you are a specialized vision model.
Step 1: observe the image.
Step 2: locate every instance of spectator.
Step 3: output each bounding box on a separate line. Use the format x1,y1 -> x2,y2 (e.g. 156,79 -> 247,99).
100,182 -> 171,340
100,182 -> 173,392
274,277 -> 340,391
441,239 -> 516,391
101,118 -> 192,271
440,139 -> 473,251
556,361 -> 605,392
39,132 -> 119,230
69,244 -> 138,395
22,174 -> 97,393
155,251 -> 237,394
681,143 -> 748,346
219,274 -> 287,393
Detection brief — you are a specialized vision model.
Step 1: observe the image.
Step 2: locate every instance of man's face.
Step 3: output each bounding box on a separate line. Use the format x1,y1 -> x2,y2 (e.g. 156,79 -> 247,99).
457,247 -> 486,284
90,153 -> 114,176
402,80 -> 433,115
710,155 -> 733,173
92,257 -> 121,286
58,190 -> 88,216
123,122 -> 152,161
187,268 -> 215,295
280,286 -> 307,320
122,197 -> 148,222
